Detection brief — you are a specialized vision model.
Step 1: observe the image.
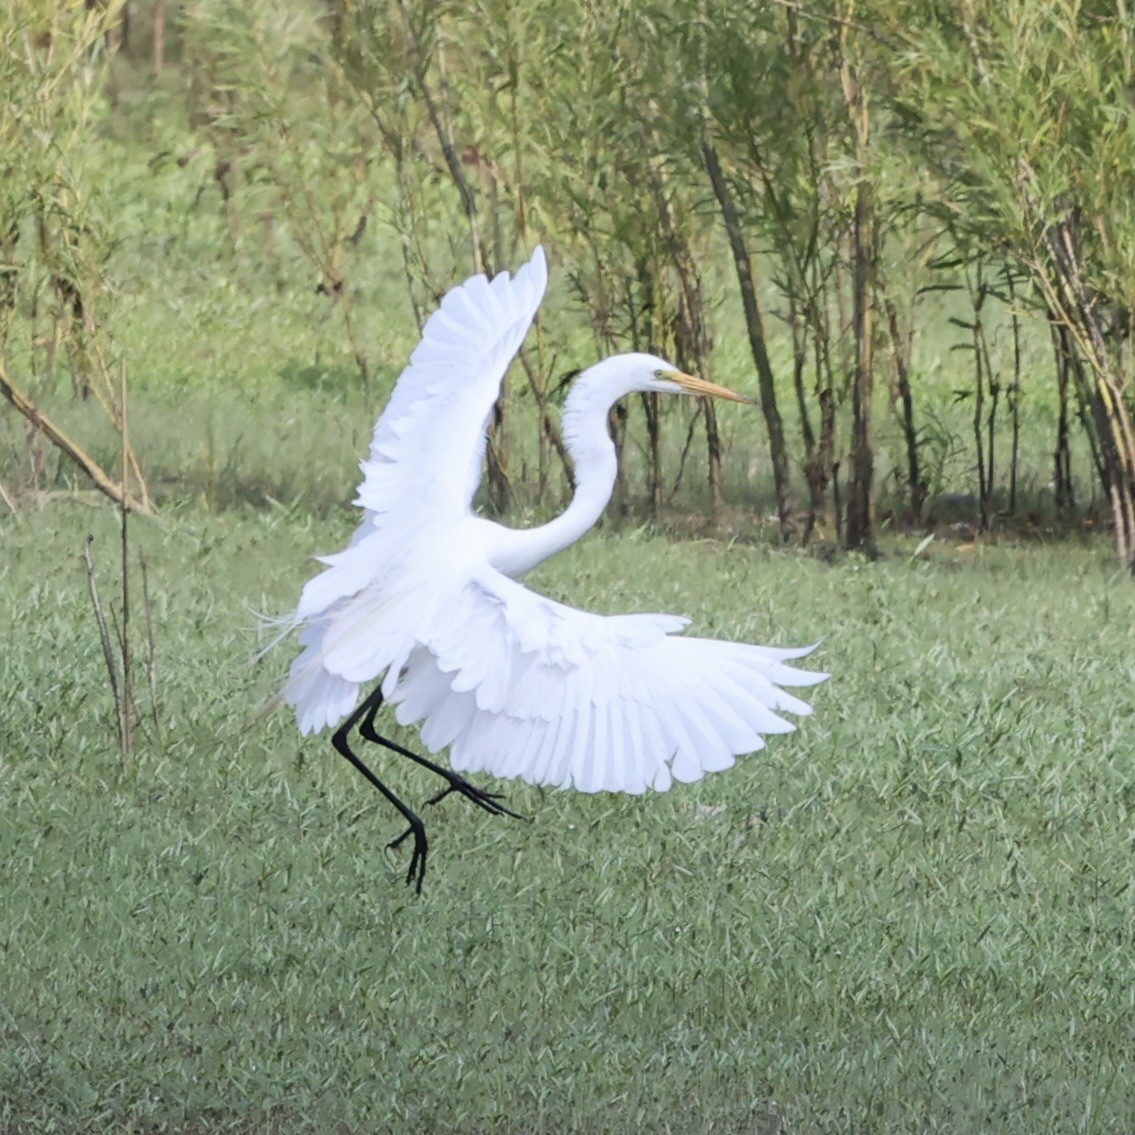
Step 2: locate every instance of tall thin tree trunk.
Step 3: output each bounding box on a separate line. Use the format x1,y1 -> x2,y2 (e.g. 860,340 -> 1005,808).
640,391 -> 663,515
844,177 -> 875,550
641,155 -> 721,516
701,140 -> 794,538
969,282 -> 989,530
840,39 -> 876,553
703,401 -> 724,515
1044,216 -> 1135,571
631,264 -> 664,514
883,296 -> 924,524
1050,320 -> 1075,512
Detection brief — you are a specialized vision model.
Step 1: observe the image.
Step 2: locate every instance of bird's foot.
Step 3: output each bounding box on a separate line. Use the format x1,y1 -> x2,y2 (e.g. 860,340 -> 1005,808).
386,815 -> 428,893
386,775 -> 522,887
426,774 -> 525,821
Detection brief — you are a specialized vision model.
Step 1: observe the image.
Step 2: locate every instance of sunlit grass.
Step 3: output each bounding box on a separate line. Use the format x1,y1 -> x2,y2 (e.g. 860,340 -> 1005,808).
2,502 -> 1133,1134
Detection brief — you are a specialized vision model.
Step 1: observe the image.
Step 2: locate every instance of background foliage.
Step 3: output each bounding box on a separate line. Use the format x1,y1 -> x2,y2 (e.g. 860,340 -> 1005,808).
3,0 -> 1134,558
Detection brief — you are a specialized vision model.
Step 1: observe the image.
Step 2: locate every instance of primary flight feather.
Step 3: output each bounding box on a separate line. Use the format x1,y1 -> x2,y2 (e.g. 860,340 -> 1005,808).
285,246 -> 826,890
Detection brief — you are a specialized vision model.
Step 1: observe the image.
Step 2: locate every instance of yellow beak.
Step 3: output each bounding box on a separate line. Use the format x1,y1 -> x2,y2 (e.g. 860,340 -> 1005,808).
662,370 -> 755,405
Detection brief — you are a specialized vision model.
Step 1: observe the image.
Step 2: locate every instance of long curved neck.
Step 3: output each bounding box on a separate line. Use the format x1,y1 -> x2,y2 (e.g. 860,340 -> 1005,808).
488,373 -> 619,578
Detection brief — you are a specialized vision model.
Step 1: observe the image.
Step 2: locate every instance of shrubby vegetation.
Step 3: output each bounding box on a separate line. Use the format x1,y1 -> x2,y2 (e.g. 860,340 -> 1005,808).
2,0 -> 1134,562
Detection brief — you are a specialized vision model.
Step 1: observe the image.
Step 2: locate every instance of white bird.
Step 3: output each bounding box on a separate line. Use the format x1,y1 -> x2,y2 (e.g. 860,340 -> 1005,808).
285,246 -> 826,890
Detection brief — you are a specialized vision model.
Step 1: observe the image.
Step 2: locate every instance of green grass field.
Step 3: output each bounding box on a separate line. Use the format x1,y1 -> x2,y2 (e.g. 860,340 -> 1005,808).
3,498 -> 1134,1133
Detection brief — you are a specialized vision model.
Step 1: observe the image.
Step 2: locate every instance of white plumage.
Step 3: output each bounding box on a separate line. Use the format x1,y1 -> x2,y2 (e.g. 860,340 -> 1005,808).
285,246 -> 825,883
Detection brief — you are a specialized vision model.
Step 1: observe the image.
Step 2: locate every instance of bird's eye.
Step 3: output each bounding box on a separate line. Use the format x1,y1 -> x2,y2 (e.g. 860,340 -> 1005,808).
653,369 -> 663,379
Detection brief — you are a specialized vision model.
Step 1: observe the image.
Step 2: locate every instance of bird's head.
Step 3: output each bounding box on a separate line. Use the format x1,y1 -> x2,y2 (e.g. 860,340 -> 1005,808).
606,352 -> 754,404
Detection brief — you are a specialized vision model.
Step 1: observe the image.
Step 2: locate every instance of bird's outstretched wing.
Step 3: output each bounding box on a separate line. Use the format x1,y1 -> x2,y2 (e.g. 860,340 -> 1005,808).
387,569 -> 827,795
286,250 -> 546,728
355,246 -> 547,528
292,247 -> 546,627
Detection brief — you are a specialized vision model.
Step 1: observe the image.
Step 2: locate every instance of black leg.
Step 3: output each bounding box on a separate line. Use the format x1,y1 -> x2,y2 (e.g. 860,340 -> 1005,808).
331,685 -> 428,892
331,682 -> 525,893
359,688 -> 524,823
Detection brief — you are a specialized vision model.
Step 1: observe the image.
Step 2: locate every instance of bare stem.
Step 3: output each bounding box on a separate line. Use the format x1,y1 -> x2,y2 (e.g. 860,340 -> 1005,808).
119,360 -> 133,757
139,549 -> 161,746
84,536 -> 126,753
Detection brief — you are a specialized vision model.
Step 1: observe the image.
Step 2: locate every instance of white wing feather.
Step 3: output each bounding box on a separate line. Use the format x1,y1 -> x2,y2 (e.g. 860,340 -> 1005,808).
296,248 -> 547,625
285,250 -> 547,727
355,248 -> 547,530
385,569 -> 827,795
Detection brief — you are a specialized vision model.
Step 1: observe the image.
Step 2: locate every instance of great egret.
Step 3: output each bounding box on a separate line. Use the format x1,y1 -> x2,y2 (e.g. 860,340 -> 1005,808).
286,246 -> 825,891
